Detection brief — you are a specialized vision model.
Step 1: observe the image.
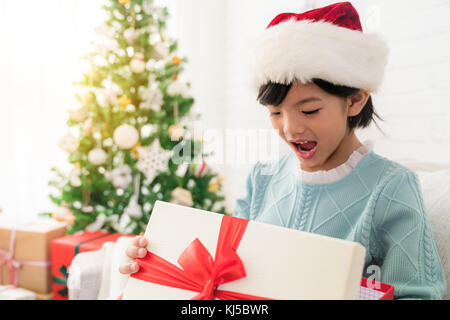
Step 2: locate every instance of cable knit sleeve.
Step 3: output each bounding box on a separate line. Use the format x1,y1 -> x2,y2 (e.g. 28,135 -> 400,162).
372,169 -> 447,300
232,162 -> 260,220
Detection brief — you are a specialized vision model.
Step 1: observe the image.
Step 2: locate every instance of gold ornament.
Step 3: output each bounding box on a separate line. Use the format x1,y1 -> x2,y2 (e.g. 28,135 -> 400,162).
118,95 -> 132,109
131,142 -> 142,159
119,0 -> 131,5
208,182 -> 220,193
83,118 -> 93,135
64,213 -> 76,226
172,55 -> 181,65
208,175 -> 224,193
52,204 -> 74,225
168,124 -> 185,141
170,187 -> 193,207
101,128 -> 110,138
83,91 -> 96,104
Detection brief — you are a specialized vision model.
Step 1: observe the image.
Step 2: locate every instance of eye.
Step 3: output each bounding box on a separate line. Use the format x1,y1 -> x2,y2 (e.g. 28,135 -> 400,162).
270,112 -> 280,116
302,109 -> 320,115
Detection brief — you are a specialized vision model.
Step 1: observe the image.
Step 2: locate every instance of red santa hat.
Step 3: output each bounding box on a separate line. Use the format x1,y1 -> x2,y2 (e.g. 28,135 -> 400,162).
249,2 -> 389,93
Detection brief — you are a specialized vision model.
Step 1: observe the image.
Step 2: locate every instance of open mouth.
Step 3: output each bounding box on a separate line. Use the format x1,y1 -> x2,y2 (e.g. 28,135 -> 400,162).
291,141 -> 317,159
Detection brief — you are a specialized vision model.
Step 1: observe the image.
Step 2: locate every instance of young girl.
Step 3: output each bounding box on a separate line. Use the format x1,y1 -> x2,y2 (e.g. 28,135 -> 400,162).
120,2 -> 446,299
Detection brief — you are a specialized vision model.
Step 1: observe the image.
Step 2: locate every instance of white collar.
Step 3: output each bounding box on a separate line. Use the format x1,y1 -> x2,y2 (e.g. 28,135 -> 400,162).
291,139 -> 374,184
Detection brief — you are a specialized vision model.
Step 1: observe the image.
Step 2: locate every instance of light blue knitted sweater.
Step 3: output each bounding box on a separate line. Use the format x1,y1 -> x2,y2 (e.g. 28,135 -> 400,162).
232,150 -> 447,300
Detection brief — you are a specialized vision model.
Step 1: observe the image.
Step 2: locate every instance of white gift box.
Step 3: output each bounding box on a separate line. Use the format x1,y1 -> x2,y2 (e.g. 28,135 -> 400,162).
123,200 -> 366,300
0,285 -> 36,300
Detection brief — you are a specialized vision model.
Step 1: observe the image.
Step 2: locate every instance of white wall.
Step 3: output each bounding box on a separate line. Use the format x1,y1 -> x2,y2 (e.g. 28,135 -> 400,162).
355,0 -> 450,163
171,0 -> 450,213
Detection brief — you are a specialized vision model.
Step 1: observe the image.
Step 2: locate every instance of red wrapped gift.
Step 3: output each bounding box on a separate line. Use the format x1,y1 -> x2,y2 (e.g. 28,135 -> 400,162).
359,277 -> 394,300
50,231 -> 131,300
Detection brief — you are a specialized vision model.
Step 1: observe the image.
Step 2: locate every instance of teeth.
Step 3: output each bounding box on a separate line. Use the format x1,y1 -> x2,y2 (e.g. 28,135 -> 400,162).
296,143 -> 316,154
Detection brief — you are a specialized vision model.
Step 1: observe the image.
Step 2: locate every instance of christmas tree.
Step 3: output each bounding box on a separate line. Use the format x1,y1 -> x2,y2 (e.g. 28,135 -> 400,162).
43,0 -> 228,235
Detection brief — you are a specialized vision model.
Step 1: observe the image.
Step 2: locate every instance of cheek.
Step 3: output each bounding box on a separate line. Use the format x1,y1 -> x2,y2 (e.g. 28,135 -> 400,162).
269,118 -> 285,138
316,116 -> 347,143
269,117 -> 280,129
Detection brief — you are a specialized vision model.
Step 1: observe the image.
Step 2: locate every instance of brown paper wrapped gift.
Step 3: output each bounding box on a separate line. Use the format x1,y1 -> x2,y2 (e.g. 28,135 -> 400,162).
0,219 -> 67,294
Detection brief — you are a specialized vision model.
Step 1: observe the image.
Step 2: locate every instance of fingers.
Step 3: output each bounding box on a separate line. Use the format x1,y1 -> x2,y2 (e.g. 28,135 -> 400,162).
132,236 -> 148,248
126,245 -> 147,259
119,236 -> 149,275
127,236 -> 148,259
119,262 -> 139,275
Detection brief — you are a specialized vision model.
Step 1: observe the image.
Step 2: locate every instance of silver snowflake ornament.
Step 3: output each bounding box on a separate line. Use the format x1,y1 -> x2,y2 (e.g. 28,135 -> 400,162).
137,139 -> 173,183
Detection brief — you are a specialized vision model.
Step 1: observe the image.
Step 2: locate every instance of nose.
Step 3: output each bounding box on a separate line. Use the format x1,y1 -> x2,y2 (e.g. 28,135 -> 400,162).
282,110 -> 306,139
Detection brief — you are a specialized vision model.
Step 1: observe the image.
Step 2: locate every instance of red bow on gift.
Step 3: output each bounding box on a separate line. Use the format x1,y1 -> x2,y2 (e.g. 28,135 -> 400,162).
131,215 -> 271,300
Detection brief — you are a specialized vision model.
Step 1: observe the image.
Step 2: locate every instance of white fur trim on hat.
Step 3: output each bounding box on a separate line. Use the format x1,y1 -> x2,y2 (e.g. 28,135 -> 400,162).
248,18 -> 389,93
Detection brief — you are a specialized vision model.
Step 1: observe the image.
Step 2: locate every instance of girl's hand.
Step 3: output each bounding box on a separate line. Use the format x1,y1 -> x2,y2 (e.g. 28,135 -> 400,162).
118,236 -> 148,274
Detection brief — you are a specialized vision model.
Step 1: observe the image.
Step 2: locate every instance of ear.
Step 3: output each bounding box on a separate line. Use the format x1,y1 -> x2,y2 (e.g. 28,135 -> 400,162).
346,90 -> 370,117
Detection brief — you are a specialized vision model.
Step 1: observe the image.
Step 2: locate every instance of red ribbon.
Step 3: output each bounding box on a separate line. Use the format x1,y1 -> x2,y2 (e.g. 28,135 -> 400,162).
131,215 -> 272,300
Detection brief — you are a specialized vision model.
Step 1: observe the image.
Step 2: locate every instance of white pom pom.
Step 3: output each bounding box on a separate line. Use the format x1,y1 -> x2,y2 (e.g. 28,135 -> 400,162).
58,133 -> 79,153
123,28 -> 137,45
167,80 -> 190,97
152,42 -> 169,60
113,124 -> 139,149
88,148 -> 107,165
130,52 -> 146,73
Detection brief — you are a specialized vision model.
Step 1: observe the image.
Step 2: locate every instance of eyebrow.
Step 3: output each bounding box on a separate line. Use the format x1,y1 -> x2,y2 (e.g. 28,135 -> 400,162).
294,97 -> 322,106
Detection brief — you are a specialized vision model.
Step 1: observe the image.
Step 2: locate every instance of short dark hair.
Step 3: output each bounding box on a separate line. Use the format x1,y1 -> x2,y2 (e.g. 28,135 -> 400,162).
256,78 -> 384,132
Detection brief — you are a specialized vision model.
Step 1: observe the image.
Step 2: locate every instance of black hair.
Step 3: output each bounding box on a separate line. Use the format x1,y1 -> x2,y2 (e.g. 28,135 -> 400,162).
256,78 -> 384,133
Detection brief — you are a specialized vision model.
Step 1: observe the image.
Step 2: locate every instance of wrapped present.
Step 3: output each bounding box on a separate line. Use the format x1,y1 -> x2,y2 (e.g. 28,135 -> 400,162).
0,285 -> 36,300
0,219 -> 67,295
51,231 -> 132,300
67,247 -> 106,300
122,201 -> 367,300
35,291 -> 54,300
358,277 -> 394,300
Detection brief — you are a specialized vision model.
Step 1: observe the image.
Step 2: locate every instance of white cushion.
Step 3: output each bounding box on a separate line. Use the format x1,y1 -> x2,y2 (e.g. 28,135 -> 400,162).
68,249 -> 105,300
400,161 -> 450,300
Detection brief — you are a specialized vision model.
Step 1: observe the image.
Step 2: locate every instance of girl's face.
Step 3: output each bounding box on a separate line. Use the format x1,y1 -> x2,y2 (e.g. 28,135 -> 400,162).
266,81 -> 367,172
